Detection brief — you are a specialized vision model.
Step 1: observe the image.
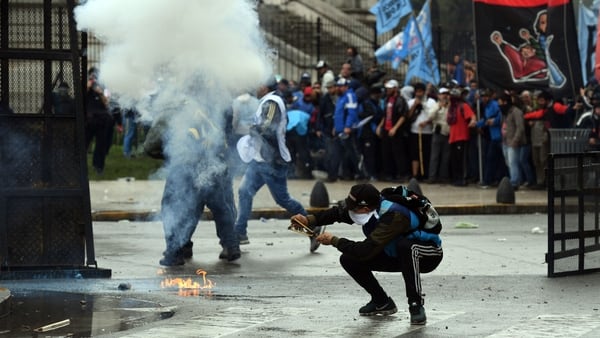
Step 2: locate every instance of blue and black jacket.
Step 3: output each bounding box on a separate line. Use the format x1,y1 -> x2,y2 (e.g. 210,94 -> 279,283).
306,198 -> 442,262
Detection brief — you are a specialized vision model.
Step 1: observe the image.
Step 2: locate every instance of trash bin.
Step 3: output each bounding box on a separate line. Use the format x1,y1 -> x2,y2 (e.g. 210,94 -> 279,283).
548,128 -> 590,154
548,129 -> 592,190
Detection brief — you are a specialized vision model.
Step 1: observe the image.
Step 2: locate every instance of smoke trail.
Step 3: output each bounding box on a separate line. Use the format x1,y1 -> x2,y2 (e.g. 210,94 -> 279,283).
75,0 -> 273,243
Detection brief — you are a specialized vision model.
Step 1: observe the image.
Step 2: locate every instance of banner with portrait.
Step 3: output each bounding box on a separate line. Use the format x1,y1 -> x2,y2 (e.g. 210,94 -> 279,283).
474,0 -> 582,100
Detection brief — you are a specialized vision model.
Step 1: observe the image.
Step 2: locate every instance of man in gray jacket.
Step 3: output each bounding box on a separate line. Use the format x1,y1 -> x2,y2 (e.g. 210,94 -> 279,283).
498,93 -> 526,189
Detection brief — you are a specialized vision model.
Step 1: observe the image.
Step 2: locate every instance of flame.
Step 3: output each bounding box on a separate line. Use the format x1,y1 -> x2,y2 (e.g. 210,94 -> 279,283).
160,269 -> 215,297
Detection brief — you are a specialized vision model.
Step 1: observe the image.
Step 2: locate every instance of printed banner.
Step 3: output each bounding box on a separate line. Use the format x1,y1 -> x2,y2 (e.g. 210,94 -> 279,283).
474,0 -> 582,100
370,0 -> 413,35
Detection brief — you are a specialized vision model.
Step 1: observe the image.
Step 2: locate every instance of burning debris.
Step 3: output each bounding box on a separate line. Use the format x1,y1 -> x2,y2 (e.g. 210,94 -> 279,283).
160,269 -> 215,297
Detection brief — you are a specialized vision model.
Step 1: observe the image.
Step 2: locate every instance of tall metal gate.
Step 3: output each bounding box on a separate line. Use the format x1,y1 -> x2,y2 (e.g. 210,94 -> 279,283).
0,0 -> 109,278
546,149 -> 600,277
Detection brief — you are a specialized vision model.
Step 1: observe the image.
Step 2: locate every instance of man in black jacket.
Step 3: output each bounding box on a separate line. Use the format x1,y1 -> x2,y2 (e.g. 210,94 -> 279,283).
291,183 -> 443,325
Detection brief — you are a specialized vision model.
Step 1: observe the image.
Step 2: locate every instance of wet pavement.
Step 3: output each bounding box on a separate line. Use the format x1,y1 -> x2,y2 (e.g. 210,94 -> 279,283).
2,179 -> 599,337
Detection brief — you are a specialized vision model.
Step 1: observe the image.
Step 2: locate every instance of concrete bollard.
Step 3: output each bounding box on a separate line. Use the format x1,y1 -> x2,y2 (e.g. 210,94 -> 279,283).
309,180 -> 330,207
407,177 -> 423,196
496,176 -> 515,204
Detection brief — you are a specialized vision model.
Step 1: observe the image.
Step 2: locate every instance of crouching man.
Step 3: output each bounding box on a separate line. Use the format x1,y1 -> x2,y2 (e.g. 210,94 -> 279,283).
291,183 -> 443,325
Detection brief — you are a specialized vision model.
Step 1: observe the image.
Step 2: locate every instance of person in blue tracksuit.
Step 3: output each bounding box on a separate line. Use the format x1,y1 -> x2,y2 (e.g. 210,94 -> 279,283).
329,78 -> 362,180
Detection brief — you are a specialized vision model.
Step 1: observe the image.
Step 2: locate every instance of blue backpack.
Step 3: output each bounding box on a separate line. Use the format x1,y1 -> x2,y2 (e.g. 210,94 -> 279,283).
380,186 -> 442,234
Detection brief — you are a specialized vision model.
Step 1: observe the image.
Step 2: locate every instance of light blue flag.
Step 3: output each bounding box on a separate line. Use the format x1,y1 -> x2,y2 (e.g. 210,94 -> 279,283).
405,47 -> 437,85
578,1 -> 597,85
370,0 -> 413,35
415,0 -> 440,84
374,16 -> 413,69
374,29 -> 406,64
404,16 -> 435,84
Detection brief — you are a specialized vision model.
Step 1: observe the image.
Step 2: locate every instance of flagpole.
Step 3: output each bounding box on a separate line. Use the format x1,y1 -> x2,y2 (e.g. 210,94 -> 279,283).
421,0 -> 437,84
562,0 -> 579,99
472,0 -> 483,184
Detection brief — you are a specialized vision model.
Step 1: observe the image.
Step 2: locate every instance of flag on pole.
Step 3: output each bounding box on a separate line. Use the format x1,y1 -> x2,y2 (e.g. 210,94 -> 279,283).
370,0 -> 413,35
578,1 -> 597,85
374,21 -> 412,69
414,0 -> 440,84
474,0 -> 582,100
404,15 -> 437,84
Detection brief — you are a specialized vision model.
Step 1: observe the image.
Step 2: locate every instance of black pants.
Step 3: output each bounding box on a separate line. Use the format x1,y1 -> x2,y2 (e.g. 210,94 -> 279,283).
450,140 -> 468,184
85,113 -> 113,171
380,131 -> 409,179
340,238 -> 442,305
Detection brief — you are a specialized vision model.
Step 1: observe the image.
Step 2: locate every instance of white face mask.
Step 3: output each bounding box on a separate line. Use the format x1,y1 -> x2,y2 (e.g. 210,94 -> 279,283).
349,210 -> 377,226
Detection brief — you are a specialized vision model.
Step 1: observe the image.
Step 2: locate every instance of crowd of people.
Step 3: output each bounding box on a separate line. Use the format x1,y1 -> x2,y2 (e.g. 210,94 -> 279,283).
244,52 -> 600,191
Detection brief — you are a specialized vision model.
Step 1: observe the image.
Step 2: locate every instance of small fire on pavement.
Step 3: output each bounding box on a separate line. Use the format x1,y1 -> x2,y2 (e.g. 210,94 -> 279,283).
160,269 -> 215,297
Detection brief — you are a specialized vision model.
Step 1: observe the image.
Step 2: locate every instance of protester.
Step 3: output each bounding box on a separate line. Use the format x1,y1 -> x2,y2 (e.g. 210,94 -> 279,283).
523,90 -> 580,187
376,79 -> 410,181
346,46 -> 364,81
329,77 -> 362,181
291,183 -> 442,325
356,84 -> 384,181
578,100 -> 600,151
159,118 -> 241,266
315,60 -> 335,90
85,67 -> 113,176
235,80 -> 322,252
406,82 -> 437,180
447,88 -> 477,186
122,108 -> 139,158
475,89 -> 505,188
427,87 -> 451,183
316,79 -> 338,180
498,92 -> 526,189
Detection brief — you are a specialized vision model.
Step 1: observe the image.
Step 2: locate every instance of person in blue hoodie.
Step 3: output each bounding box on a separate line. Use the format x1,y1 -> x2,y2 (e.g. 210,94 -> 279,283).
476,89 -> 506,187
291,183 -> 443,325
329,78 -> 362,180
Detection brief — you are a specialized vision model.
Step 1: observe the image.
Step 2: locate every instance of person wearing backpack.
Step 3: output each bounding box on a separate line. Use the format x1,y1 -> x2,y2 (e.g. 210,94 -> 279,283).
291,183 -> 443,325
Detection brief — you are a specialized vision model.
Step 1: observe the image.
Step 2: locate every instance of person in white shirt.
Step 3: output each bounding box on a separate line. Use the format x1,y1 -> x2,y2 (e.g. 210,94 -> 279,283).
406,82 -> 439,180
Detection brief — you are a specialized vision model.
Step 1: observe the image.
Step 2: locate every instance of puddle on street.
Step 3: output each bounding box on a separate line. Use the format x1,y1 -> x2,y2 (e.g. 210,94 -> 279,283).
0,290 -> 173,337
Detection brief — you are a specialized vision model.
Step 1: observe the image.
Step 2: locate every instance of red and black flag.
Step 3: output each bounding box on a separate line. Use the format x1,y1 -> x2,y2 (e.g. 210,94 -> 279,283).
473,0 -> 582,100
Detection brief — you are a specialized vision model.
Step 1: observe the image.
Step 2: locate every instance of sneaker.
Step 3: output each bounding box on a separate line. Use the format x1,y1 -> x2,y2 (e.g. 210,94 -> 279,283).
182,241 -> 193,259
238,233 -> 249,245
309,226 -> 325,253
409,302 -> 427,325
358,297 -> 398,316
219,246 -> 241,262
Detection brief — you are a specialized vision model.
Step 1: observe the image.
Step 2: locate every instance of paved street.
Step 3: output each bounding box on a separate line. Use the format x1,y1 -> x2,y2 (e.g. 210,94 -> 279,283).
3,212 -> 600,337
2,178 -> 599,337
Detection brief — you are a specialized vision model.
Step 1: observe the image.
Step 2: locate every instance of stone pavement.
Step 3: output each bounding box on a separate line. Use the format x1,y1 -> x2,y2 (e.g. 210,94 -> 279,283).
89,177 -> 548,221
2,214 -> 600,337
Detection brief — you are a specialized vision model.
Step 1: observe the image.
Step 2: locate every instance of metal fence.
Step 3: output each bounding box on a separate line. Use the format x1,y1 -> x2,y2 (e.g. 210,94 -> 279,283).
546,151 -> 600,277
1,0 -> 109,278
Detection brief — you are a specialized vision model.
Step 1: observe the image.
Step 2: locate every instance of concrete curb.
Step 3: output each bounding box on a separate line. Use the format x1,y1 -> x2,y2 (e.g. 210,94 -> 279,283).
91,203 -> 550,222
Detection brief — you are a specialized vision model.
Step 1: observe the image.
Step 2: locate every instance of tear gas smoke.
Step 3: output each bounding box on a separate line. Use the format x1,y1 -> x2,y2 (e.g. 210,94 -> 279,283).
74,0 -> 272,174
75,0 -> 273,242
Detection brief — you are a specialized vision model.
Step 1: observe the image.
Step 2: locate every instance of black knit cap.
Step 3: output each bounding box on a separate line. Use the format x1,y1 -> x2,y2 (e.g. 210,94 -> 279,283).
345,183 -> 381,210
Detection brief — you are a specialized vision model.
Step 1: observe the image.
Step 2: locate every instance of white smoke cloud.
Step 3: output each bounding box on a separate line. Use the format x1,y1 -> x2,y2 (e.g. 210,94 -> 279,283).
74,0 -> 273,104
